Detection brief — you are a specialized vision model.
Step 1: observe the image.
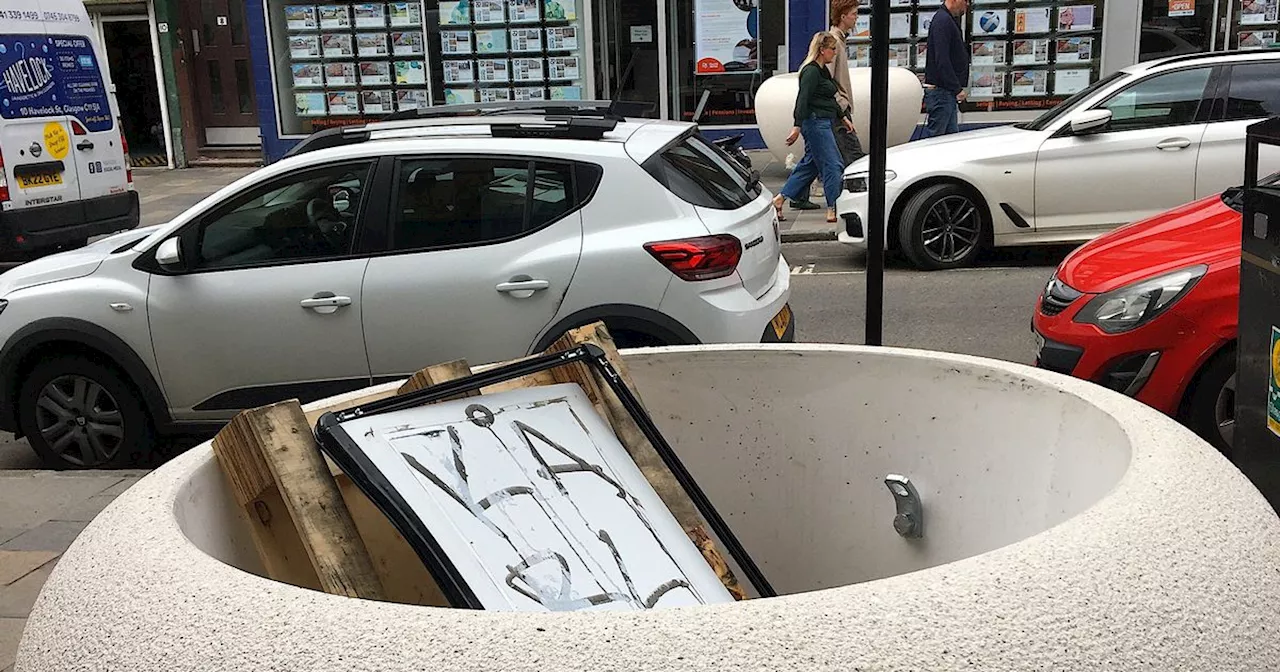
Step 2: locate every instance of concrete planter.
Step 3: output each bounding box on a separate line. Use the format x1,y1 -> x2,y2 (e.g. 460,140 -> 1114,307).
17,345 -> 1280,671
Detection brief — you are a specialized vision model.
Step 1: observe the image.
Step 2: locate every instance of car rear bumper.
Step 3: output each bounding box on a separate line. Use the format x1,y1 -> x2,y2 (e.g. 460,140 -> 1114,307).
0,190 -> 139,251
660,256 -> 795,346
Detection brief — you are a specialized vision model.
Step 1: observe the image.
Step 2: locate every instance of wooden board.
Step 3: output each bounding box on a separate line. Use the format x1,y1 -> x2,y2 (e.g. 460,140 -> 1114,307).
213,400 -> 384,600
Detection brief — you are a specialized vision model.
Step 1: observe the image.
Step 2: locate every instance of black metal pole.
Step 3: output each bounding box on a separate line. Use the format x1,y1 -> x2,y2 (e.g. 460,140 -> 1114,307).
865,0 -> 889,347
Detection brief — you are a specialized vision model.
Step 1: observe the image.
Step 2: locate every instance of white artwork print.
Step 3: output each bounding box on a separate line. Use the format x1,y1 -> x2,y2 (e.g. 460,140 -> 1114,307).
334,384 -> 734,612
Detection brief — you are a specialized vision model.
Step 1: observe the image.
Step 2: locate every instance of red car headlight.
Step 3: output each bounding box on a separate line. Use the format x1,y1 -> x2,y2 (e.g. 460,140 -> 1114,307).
1073,265 -> 1208,334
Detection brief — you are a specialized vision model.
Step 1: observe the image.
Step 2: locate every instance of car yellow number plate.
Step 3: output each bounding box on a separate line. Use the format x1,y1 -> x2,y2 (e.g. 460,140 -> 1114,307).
770,304 -> 793,339
16,172 -> 63,189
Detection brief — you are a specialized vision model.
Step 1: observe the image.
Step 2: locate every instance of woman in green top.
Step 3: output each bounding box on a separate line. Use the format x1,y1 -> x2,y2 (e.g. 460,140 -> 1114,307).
772,31 -> 854,224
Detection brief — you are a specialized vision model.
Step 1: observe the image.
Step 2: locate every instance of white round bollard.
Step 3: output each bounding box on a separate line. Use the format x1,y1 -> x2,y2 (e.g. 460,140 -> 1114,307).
756,66 -> 924,165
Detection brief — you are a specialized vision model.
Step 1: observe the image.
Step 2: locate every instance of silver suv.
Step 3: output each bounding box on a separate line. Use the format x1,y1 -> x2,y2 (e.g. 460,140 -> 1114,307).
0,102 -> 793,469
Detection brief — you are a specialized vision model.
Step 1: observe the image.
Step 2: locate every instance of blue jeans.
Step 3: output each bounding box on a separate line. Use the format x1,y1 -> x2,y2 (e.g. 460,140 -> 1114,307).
923,88 -> 960,138
780,116 -> 844,210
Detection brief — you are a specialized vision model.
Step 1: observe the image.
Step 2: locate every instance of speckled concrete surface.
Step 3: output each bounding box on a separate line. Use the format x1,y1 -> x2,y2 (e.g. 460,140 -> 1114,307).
15,345 -> 1280,671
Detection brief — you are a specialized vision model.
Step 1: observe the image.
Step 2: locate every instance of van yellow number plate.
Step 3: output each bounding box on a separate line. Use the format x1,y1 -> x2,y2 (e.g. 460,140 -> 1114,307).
16,172 -> 63,189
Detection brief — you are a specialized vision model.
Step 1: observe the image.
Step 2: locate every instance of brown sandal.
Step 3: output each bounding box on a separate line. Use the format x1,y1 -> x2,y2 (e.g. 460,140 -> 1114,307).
772,195 -> 787,221
826,209 -> 837,223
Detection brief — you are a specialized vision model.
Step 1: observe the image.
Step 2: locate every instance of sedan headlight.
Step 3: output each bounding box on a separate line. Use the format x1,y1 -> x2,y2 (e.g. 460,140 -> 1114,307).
844,170 -> 897,193
1073,265 -> 1207,334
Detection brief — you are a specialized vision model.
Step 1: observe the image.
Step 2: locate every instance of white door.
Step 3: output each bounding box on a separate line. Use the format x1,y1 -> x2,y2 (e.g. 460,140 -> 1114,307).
1034,65 -> 1215,235
146,160 -> 376,418
1194,59 -> 1280,199
362,156 -> 584,378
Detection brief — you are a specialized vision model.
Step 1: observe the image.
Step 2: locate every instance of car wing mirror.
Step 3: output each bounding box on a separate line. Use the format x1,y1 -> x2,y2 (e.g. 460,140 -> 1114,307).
156,237 -> 184,271
1069,109 -> 1113,135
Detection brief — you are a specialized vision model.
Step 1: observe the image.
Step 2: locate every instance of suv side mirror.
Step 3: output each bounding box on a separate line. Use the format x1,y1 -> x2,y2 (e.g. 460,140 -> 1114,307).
156,237 -> 184,271
1069,109 -> 1113,135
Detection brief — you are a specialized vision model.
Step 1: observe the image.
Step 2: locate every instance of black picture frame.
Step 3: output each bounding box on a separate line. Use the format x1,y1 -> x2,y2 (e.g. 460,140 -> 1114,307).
312,344 -> 776,609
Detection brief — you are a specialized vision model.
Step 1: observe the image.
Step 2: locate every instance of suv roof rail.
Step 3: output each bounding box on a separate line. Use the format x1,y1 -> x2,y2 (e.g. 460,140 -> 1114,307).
283,111 -> 630,158
1151,47 -> 1280,68
380,99 -> 651,121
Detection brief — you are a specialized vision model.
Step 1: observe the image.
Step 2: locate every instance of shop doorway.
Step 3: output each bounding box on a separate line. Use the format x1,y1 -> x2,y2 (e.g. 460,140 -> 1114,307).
182,0 -> 259,147
101,19 -> 167,167
594,0 -> 665,116
1140,0 -> 1227,62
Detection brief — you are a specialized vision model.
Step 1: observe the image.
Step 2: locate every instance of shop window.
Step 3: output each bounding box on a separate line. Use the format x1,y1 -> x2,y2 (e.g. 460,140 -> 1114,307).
389,158 -> 575,251
1230,0 -> 1280,50
1099,66 -> 1212,132
266,1 -> 589,137
668,0 -> 785,125
858,1 -> 1110,114
1139,0 -> 1215,63
196,162 -> 374,269
1222,61 -> 1280,120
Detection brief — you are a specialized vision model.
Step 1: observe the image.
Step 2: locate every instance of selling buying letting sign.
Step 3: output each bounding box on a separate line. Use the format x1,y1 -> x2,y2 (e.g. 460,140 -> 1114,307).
695,0 -> 760,75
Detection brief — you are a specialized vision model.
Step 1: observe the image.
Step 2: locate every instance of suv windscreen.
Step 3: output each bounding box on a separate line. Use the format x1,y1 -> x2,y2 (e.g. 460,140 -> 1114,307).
643,133 -> 761,210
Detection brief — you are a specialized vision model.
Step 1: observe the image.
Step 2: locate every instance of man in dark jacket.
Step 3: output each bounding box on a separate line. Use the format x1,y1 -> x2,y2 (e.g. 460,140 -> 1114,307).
923,0 -> 970,137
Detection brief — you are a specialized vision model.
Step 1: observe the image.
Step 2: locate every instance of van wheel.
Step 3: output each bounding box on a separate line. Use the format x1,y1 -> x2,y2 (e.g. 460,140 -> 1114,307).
898,184 -> 986,270
18,356 -> 154,470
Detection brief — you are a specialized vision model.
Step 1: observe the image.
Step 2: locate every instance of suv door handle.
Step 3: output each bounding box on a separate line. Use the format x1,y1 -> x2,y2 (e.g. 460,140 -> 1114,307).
496,278 -> 550,299
300,292 -> 352,314
1156,138 -> 1192,151
76,140 -> 94,152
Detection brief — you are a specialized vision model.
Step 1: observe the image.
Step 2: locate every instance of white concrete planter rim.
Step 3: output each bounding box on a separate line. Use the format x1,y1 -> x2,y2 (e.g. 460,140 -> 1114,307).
17,344 -> 1280,671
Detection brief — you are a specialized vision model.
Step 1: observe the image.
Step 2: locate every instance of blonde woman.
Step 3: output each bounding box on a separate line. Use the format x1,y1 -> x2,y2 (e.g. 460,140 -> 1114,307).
772,31 -> 853,224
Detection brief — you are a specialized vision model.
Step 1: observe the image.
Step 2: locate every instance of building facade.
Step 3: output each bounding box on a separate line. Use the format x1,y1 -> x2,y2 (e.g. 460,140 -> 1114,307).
214,0 -> 1279,163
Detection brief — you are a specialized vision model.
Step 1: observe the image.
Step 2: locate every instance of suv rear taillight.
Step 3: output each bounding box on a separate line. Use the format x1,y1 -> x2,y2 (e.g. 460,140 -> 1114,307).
644,234 -> 742,281
120,129 -> 133,184
0,151 -> 7,203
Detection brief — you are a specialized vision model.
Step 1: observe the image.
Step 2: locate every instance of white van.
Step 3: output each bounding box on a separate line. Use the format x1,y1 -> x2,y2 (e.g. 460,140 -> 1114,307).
0,0 -> 137,259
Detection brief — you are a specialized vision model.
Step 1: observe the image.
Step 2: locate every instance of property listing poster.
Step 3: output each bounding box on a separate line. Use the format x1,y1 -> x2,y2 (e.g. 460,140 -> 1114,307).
957,0 -> 1107,112
1234,0 -> 1279,49
433,0 -> 588,105
694,0 -> 760,75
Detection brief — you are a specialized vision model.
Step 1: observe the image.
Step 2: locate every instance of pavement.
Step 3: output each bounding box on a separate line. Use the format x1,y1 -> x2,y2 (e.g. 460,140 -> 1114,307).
753,151 -> 842,243
0,155 -> 1067,670
0,471 -> 148,671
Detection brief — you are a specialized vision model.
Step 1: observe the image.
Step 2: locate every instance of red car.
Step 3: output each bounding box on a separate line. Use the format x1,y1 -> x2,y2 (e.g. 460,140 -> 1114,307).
1030,175 -> 1277,454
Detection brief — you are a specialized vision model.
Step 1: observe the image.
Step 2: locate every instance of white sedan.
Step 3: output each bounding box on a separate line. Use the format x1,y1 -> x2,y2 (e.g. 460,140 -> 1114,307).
837,50 -> 1280,270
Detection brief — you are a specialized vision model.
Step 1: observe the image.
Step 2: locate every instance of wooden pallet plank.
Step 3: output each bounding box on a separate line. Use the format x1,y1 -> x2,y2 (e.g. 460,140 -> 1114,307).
217,400 -> 386,600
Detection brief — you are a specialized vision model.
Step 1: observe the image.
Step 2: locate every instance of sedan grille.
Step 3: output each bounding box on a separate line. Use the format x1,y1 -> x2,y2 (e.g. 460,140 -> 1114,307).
1040,276 -> 1083,317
